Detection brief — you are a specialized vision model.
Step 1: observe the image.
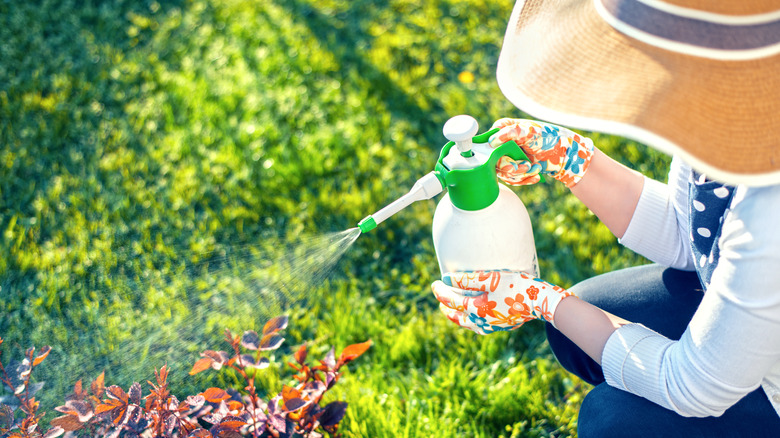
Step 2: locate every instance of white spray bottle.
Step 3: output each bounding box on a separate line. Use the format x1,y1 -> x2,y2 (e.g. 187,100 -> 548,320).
358,115 -> 539,277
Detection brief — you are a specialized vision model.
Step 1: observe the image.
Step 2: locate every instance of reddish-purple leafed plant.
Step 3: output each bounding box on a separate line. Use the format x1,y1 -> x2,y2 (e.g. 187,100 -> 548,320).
0,316 -> 371,438
0,339 -> 61,438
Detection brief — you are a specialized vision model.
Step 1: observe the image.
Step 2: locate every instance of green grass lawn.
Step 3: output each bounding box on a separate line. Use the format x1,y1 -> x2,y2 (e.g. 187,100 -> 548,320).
0,0 -> 670,436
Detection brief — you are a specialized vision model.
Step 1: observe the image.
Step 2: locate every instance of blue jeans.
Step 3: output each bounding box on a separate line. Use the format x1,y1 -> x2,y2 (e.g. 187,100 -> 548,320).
545,264 -> 780,437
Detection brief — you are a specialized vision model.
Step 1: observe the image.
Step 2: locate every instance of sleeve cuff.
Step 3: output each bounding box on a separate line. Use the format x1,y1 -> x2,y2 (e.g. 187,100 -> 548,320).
602,323 -> 674,399
619,177 -> 671,251
618,177 -> 693,269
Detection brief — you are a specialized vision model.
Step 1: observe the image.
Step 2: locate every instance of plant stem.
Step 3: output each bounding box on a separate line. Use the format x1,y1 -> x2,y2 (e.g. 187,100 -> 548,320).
229,338 -> 261,438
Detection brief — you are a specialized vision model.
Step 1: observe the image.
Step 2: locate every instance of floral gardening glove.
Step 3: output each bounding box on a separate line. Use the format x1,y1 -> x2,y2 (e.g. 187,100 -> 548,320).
431,270 -> 573,334
489,118 -> 595,188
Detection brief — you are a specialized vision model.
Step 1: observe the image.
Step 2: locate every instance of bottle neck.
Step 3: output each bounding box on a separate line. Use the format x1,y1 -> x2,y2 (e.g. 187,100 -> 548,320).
436,128 -> 504,211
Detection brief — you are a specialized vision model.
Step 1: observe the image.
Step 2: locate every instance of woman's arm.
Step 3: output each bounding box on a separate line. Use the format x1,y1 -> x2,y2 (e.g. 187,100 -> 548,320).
553,295 -> 627,364
569,148 -> 645,239
571,150 -> 695,270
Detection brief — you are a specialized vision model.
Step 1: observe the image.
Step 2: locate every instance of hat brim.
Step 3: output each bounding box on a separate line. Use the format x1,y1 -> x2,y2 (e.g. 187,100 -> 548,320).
496,0 -> 780,186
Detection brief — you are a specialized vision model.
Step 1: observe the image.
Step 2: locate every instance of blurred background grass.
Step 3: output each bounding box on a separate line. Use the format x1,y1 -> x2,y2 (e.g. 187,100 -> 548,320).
0,0 -> 671,436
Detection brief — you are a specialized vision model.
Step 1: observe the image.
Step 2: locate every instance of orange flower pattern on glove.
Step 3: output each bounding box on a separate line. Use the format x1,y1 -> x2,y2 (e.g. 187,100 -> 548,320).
489,118 -> 595,188
431,270 -> 573,335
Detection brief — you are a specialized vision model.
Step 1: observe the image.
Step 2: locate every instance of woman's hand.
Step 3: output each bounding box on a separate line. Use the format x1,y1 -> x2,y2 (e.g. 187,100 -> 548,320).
432,270 -> 574,334
489,118 -> 595,188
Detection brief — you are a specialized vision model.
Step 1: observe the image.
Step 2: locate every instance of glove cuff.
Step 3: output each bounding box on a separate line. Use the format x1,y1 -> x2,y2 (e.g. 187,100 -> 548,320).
555,135 -> 595,189
529,282 -> 574,327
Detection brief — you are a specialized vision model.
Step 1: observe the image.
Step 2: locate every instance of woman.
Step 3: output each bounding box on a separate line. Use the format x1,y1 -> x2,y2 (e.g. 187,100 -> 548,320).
431,0 -> 780,436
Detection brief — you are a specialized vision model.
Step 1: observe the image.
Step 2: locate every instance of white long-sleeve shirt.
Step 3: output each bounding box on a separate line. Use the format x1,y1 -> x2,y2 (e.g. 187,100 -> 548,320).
603,157 -> 780,418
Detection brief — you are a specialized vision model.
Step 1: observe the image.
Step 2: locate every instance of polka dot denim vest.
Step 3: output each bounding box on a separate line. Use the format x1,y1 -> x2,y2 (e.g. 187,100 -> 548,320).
689,172 -> 736,289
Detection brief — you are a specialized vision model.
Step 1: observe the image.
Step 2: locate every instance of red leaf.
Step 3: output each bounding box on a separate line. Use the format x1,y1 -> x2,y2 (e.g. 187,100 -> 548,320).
91,372 -> 105,398
237,354 -> 255,367
50,415 -> 84,432
95,402 -> 119,415
262,316 -> 288,335
189,357 -> 214,375
283,397 -> 307,412
56,400 -> 93,422
105,385 -> 128,403
338,340 -> 372,364
200,387 -> 231,403
218,415 -> 247,429
240,331 -> 260,350
318,401 -> 348,427
54,405 -> 72,415
260,333 -> 284,351
202,350 -> 229,369
32,346 -> 51,367
97,385 -> 129,424
226,400 -> 244,411
70,380 -> 85,400
186,429 -> 213,437
128,382 -> 142,405
281,385 -> 301,403
156,365 -> 169,386
294,344 -> 308,365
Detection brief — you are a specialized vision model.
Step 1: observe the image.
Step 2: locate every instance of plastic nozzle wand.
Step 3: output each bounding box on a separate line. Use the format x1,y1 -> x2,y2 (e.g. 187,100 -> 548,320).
358,171 -> 444,233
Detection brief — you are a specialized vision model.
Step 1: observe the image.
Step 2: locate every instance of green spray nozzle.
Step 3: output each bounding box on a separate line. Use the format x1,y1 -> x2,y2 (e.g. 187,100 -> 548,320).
357,115 -> 535,232
358,216 -> 377,233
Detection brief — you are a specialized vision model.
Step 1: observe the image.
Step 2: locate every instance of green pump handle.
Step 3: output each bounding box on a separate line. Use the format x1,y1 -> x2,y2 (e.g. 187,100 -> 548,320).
433,128 -> 540,211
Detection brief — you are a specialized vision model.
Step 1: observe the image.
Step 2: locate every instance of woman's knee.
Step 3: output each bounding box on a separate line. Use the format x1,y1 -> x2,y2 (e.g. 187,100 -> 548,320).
578,384 -> 646,438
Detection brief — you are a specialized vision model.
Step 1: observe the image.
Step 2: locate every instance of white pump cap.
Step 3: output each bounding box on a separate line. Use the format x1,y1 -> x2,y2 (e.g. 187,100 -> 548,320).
443,115 -> 479,155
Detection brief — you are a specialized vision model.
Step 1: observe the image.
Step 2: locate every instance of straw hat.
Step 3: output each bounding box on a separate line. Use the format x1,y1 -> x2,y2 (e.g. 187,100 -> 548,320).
496,0 -> 780,186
